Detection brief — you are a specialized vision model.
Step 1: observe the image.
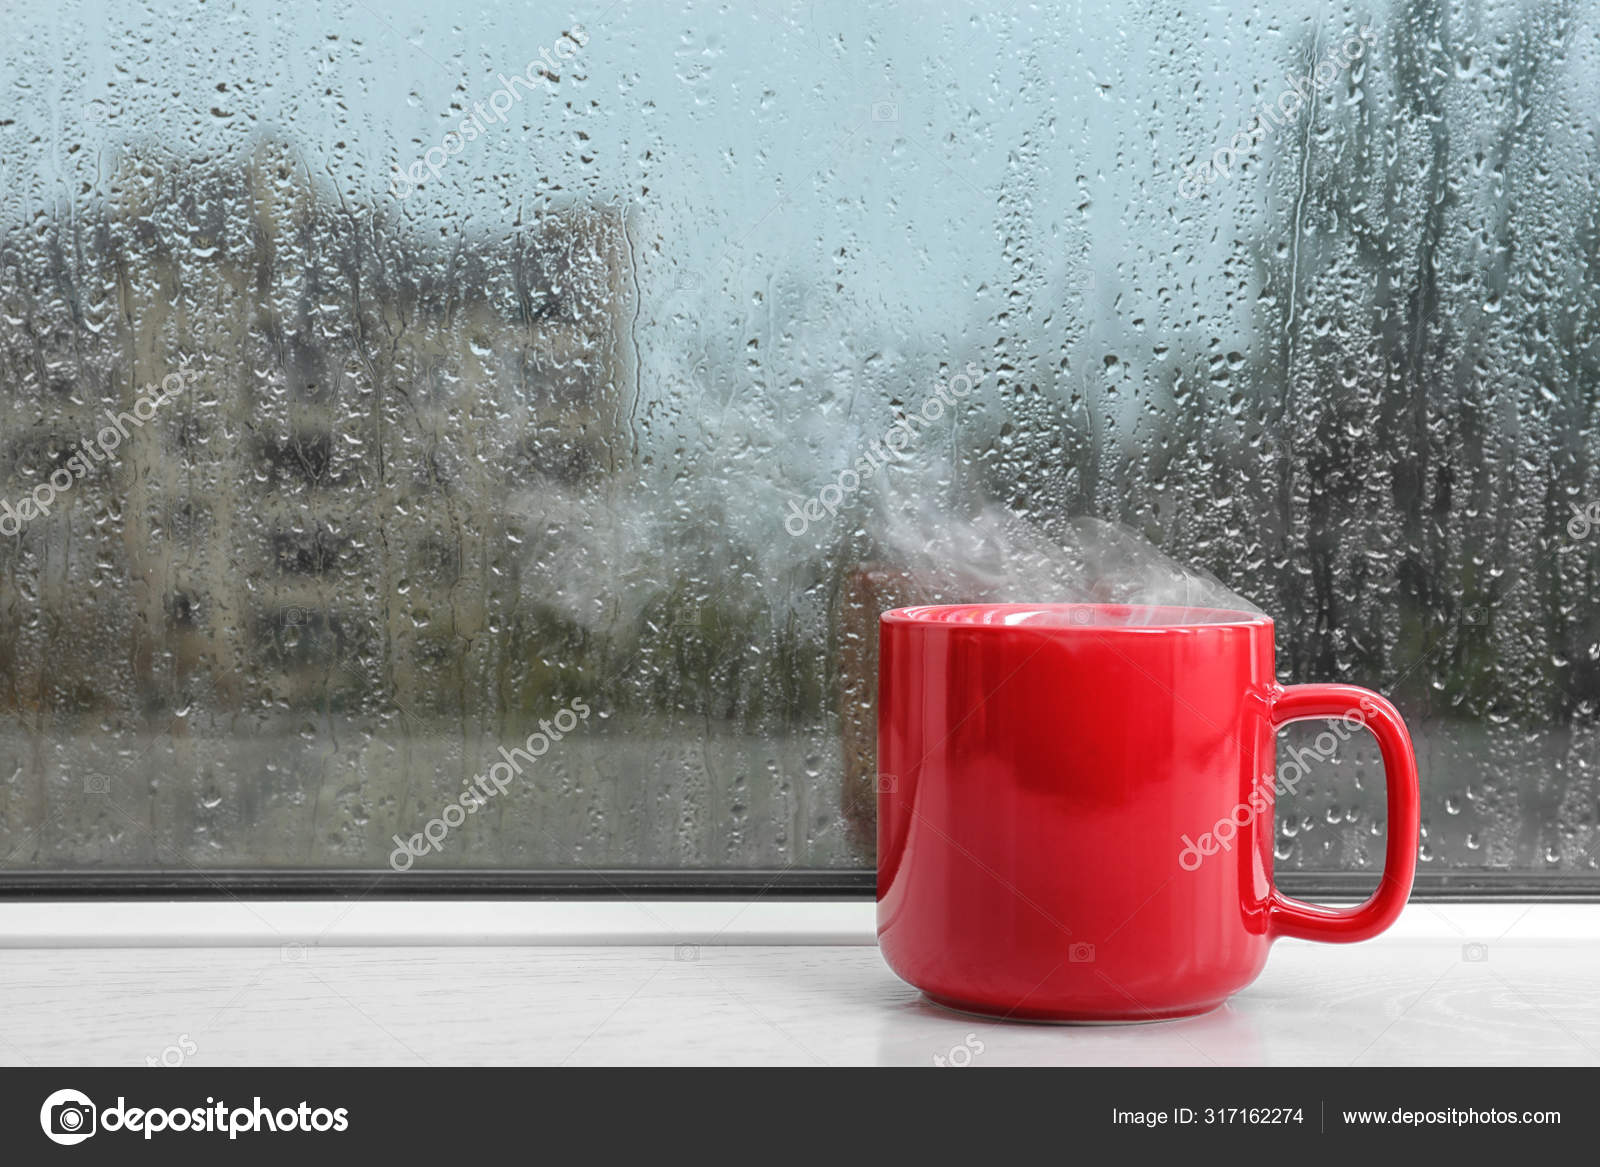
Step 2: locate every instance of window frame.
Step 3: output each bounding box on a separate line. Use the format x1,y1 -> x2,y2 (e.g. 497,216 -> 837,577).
0,870 -> 1594,899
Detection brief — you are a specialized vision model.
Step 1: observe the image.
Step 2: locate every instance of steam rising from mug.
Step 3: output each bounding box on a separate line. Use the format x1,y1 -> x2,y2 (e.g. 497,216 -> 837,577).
506,433 -> 1260,632
874,494 -> 1261,625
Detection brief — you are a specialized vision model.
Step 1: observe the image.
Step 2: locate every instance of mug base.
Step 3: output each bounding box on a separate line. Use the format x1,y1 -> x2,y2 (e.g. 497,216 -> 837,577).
922,992 -> 1227,1026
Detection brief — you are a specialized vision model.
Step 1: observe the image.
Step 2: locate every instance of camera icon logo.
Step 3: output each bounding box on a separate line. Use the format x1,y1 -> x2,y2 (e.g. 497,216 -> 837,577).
40,1088 -> 97,1146
1462,942 -> 1489,963
870,100 -> 899,122
1068,942 -> 1096,963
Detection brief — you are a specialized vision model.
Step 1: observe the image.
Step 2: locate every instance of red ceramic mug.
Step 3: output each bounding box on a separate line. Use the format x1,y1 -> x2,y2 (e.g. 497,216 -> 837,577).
876,603 -> 1420,1022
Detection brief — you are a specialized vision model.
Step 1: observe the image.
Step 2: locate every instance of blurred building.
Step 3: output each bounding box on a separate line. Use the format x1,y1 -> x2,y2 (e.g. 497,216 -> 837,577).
0,140 -> 630,721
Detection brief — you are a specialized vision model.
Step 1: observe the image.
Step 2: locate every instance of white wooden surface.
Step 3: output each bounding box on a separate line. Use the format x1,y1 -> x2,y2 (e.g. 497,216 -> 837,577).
0,900 -> 870,947
1,903 -> 1596,1065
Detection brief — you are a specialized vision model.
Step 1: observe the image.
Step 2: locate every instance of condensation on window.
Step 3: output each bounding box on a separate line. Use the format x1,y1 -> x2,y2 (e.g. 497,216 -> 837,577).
0,0 -> 1596,880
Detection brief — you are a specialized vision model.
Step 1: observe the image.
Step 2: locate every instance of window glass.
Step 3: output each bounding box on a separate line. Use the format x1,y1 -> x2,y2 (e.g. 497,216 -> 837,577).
1,0 -> 1596,886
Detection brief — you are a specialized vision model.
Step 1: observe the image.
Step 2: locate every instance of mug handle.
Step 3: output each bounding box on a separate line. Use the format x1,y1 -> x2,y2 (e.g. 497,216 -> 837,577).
1266,683 -> 1421,943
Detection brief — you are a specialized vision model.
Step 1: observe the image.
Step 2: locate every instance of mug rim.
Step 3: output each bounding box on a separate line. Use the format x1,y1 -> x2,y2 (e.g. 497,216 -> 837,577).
881,602 -> 1272,632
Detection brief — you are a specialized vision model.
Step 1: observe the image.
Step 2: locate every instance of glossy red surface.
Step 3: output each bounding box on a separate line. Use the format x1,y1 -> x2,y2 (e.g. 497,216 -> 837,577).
876,603 -> 1420,1022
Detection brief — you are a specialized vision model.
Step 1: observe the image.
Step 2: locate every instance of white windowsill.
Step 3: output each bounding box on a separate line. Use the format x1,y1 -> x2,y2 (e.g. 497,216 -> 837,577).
0,899 -> 877,947
2,903 -> 1596,1065
0,899 -> 1597,947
